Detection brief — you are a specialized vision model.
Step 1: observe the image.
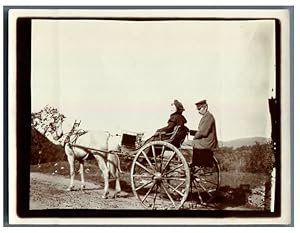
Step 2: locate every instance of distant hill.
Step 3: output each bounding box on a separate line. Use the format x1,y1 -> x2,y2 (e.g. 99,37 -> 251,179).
219,137 -> 270,149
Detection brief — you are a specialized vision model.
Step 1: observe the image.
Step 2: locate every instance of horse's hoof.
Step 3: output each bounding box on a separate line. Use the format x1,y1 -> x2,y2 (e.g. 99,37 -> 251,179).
101,195 -> 108,199
114,192 -> 120,198
67,187 -> 75,191
80,185 -> 85,191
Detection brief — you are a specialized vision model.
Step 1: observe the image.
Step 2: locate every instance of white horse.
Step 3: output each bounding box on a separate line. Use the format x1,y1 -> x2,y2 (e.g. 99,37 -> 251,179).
47,116 -> 123,199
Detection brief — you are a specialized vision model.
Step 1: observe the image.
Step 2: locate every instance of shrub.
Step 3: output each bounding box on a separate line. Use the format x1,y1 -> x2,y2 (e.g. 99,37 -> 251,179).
31,128 -> 66,164
216,142 -> 275,174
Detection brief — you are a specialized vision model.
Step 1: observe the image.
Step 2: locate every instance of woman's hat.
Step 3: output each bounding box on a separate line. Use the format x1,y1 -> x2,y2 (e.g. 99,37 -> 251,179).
173,99 -> 185,112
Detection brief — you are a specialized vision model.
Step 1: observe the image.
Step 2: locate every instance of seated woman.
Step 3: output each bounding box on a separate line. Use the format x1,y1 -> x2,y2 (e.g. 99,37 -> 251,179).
144,99 -> 189,147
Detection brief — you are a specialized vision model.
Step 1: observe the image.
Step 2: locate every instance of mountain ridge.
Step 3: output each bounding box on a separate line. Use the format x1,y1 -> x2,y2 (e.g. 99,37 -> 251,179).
218,137 -> 270,148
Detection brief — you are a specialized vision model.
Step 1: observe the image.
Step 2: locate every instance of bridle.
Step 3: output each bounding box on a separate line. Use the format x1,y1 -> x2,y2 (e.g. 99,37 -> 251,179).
63,120 -> 85,145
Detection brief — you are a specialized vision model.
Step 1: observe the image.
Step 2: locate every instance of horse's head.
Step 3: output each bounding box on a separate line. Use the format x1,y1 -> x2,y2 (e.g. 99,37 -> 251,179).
72,120 -> 81,131
57,119 -> 86,146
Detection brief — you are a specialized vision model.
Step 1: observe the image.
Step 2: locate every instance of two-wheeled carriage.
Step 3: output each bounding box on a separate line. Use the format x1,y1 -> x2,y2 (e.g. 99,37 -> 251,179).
123,127 -> 221,210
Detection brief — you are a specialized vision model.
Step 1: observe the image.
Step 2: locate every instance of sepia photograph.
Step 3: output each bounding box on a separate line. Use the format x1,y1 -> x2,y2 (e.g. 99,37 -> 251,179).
6,7 -> 292,226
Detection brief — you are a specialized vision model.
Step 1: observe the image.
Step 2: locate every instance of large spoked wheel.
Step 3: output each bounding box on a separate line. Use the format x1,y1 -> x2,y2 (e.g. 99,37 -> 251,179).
190,155 -> 220,205
131,141 -> 190,210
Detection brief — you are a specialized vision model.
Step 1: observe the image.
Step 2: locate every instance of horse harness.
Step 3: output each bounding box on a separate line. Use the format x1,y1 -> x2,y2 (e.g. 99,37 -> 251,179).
64,129 -> 91,160
65,130 -> 120,161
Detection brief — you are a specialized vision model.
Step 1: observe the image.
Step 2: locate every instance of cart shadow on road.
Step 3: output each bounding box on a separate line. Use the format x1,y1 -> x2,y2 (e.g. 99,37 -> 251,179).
109,178 -> 262,210
186,185 -> 262,210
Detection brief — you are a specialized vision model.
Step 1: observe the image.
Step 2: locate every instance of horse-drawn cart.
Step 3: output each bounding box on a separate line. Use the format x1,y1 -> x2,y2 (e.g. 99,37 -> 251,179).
48,117 -> 220,210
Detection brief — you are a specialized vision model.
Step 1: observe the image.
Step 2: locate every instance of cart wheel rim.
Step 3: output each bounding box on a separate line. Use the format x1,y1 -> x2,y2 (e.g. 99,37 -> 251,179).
131,141 -> 190,210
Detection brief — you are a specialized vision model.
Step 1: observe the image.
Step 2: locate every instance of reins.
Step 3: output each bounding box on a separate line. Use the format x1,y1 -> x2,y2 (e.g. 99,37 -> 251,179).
53,120 -> 124,174
54,119 -> 123,158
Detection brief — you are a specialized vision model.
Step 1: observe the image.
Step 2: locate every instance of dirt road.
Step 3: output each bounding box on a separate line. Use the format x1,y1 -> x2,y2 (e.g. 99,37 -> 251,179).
30,172 -> 143,210
30,171 -> 264,211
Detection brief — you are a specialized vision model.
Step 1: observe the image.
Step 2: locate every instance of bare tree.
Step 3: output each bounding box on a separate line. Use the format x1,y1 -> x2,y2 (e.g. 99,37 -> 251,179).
31,105 -> 66,135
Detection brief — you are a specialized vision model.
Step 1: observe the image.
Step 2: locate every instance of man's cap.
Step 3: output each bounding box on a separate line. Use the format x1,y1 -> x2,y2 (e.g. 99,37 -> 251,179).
195,100 -> 207,108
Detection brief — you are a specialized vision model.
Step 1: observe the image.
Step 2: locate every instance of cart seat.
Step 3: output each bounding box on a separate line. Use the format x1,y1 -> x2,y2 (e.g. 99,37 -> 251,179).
164,125 -> 189,148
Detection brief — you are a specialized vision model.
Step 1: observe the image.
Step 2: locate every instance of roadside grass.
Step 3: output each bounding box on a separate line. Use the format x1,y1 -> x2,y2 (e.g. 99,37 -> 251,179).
30,159 -> 133,192
221,171 -> 268,189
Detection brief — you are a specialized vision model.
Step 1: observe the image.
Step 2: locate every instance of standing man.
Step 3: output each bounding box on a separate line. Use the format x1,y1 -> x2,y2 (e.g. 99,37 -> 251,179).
192,100 -> 218,167
193,100 -> 218,150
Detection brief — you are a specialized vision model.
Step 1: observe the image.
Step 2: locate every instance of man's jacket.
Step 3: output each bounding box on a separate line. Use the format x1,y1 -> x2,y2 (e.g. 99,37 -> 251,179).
193,111 -> 218,150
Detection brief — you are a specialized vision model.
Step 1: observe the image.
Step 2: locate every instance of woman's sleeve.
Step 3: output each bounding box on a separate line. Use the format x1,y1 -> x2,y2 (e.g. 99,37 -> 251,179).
156,116 -> 177,133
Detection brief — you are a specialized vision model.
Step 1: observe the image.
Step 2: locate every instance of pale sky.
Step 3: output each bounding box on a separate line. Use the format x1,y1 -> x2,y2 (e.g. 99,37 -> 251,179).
31,19 -> 275,141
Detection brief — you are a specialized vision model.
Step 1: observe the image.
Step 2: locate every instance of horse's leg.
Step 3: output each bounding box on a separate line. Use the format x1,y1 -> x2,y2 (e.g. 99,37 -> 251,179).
114,170 -> 121,198
66,154 -> 75,191
94,153 -> 109,199
79,160 -> 85,190
115,154 -> 123,197
108,154 -> 121,198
